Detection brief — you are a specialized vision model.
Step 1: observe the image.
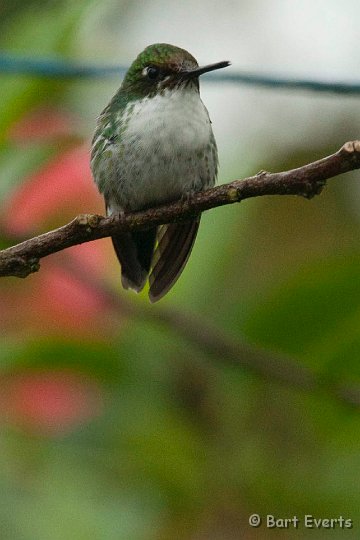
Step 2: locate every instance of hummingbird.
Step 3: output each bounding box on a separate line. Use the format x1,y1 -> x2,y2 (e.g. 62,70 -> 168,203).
91,43 -> 230,302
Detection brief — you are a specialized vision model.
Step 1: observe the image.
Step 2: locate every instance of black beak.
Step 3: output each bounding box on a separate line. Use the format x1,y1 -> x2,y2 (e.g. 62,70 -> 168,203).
183,60 -> 231,79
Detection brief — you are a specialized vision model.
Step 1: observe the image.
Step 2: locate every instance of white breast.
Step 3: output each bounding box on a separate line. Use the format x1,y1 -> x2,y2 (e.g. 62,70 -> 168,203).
125,87 -> 211,152
109,87 -> 218,212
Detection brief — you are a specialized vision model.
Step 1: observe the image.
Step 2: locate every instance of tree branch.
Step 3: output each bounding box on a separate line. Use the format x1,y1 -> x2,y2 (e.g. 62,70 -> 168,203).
1,140 -> 360,278
63,257 -> 360,409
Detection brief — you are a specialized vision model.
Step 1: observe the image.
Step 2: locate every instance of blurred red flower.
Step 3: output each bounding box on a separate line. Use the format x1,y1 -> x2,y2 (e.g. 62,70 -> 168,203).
8,107 -> 78,143
2,145 -> 102,235
0,107 -> 121,337
0,370 -> 103,436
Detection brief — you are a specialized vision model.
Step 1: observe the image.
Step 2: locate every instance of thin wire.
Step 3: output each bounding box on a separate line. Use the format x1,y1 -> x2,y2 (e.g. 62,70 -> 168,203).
0,53 -> 126,78
207,71 -> 360,95
1,52 -> 360,95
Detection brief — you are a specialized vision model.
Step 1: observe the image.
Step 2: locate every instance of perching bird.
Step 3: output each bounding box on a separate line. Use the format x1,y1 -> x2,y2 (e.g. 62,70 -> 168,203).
91,43 -> 229,301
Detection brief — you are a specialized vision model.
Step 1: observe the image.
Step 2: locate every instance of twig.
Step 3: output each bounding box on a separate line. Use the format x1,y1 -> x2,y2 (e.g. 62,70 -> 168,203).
1,141 -> 360,278
63,257 -> 360,409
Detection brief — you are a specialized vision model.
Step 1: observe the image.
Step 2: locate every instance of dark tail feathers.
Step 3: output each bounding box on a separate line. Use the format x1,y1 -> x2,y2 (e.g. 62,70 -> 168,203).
112,218 -> 200,301
111,228 -> 157,292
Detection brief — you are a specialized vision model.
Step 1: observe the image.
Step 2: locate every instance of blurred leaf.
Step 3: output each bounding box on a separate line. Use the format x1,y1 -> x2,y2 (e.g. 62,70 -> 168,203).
0,338 -> 122,381
0,0 -> 92,137
244,255 -> 360,373
0,433 -> 161,540
0,142 -> 54,199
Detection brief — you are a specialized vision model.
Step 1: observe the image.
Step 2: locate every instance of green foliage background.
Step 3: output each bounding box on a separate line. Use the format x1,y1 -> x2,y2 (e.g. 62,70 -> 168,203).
0,1 -> 360,538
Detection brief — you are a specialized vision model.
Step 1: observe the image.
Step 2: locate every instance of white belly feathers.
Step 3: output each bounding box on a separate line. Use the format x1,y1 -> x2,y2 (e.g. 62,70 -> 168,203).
108,87 -> 218,212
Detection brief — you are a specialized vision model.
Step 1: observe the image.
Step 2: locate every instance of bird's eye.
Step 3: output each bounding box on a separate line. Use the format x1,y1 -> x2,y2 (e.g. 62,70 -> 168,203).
146,66 -> 160,80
